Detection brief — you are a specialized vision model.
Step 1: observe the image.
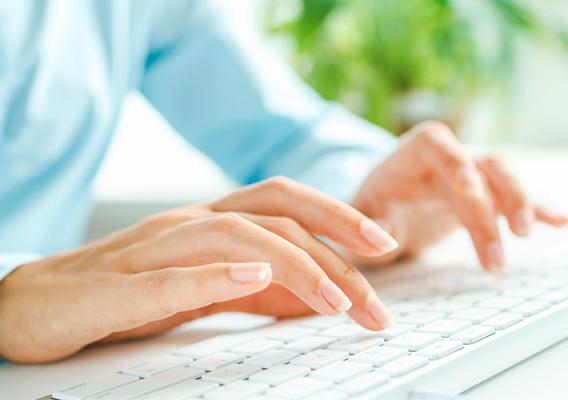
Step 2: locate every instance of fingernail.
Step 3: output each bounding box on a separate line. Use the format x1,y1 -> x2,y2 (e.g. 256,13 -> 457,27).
320,278 -> 352,312
514,208 -> 534,236
374,218 -> 394,235
230,262 -> 271,283
485,242 -> 505,272
360,219 -> 399,254
366,293 -> 395,329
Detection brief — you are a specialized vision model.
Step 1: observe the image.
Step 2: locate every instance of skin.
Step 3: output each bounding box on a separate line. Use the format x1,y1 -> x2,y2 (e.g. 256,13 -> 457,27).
0,121 -> 565,363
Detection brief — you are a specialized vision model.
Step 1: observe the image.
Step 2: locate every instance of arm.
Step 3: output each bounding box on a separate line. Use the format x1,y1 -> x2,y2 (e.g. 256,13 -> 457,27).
140,0 -> 397,202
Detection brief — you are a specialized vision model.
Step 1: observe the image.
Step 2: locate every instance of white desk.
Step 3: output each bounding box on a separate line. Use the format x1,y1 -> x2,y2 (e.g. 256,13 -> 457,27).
1,150 -> 567,399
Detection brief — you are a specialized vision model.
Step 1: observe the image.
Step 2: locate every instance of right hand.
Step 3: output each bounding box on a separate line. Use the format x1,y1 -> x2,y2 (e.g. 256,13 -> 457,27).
0,177 -> 398,363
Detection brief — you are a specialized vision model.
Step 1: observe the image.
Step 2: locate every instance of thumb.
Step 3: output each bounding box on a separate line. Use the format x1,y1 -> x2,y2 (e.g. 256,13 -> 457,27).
117,262 -> 272,326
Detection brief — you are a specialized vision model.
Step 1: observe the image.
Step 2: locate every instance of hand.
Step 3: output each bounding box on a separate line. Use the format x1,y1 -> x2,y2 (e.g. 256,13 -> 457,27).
352,121 -> 567,271
0,177 -> 398,363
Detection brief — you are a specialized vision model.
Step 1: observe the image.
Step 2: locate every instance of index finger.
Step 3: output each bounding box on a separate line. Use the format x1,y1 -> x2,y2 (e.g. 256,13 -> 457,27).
410,125 -> 505,271
211,176 -> 398,257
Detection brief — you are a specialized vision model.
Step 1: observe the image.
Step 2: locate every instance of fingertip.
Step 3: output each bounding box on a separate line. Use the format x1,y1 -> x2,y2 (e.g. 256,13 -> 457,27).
511,208 -> 534,237
365,292 -> 395,330
483,242 -> 506,273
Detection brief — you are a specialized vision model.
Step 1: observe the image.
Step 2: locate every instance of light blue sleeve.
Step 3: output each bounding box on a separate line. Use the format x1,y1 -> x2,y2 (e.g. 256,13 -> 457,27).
0,253 -> 41,282
140,1 -> 397,202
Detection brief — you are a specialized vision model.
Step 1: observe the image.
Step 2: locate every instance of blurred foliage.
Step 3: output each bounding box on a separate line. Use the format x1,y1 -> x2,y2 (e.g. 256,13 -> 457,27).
265,0 -> 568,134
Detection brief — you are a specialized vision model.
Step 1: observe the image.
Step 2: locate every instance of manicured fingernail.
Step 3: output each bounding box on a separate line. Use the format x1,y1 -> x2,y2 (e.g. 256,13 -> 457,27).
320,278 -> 352,312
374,218 -> 394,235
360,219 -> 399,254
230,262 -> 271,283
514,208 -> 534,236
485,242 -> 505,272
366,293 -> 395,329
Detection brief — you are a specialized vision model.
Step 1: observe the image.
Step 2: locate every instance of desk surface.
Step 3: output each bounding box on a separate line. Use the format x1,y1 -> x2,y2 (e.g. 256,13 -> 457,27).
1,150 -> 567,399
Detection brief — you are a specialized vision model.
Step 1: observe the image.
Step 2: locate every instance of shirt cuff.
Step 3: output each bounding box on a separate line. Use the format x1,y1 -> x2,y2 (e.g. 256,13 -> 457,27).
265,105 -> 398,203
0,253 -> 42,281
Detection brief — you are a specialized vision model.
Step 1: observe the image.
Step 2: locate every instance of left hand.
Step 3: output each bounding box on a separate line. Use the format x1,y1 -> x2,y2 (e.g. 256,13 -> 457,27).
352,121 -> 567,271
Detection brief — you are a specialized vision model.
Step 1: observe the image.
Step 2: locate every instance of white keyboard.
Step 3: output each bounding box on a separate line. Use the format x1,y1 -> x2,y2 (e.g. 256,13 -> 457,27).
46,246 -> 568,400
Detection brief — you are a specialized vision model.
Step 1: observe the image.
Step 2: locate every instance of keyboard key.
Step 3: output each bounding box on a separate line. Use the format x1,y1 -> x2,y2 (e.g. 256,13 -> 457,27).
378,354 -> 429,377
247,397 -> 284,400
87,367 -> 203,400
310,391 -> 347,400
267,326 -> 317,342
291,349 -> 348,369
245,350 -> 300,368
388,301 -> 429,314
202,363 -> 262,384
540,289 -> 568,304
527,279 -> 565,289
311,360 -> 372,383
282,336 -> 336,353
448,307 -> 499,323
318,323 -> 365,338
175,335 -> 249,358
336,371 -> 389,395
417,339 -> 463,360
268,377 -> 332,398
230,339 -> 283,355
482,312 -> 523,330
426,301 -> 471,313
451,290 -> 495,302
250,364 -> 310,386
386,332 -> 441,351
204,381 -> 269,400
511,301 -> 549,316
299,315 -> 347,330
418,319 -> 471,337
52,373 -> 139,400
375,324 -> 416,340
501,287 -> 547,299
135,379 -> 218,400
191,352 -> 244,371
350,346 -> 407,366
398,312 -> 445,326
451,325 -> 495,344
122,354 -> 191,378
328,333 -> 384,354
476,297 -> 523,311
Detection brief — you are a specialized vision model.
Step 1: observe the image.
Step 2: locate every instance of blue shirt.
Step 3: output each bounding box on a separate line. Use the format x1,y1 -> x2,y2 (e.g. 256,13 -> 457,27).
0,0 -> 396,262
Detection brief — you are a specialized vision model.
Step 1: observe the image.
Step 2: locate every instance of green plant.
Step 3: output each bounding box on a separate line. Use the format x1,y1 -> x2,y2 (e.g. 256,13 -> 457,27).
266,0 -> 567,134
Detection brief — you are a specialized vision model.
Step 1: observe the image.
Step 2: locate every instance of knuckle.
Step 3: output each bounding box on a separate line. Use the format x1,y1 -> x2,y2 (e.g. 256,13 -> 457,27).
287,247 -> 315,272
144,271 -> 176,314
266,216 -> 302,235
263,176 -> 296,193
140,213 -> 181,231
418,120 -> 453,137
338,262 -> 360,282
209,213 -> 247,233
481,154 -> 506,170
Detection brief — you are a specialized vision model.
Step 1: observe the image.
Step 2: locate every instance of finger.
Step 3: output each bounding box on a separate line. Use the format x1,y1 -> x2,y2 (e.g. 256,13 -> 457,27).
211,176 -> 398,257
114,262 -> 272,329
242,213 -> 393,330
535,205 -> 568,227
477,157 -> 534,236
116,214 -> 353,317
407,123 -> 505,271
